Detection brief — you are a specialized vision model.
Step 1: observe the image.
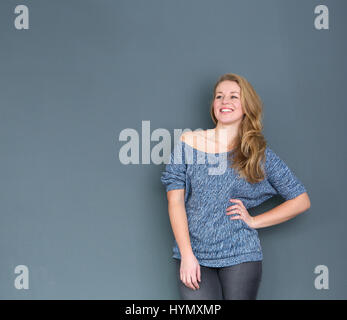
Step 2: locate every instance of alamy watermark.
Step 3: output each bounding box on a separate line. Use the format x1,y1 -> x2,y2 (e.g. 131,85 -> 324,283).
14,265 -> 29,290
118,121 -> 231,175
314,265 -> 329,290
14,5 -> 29,30
314,5 -> 329,30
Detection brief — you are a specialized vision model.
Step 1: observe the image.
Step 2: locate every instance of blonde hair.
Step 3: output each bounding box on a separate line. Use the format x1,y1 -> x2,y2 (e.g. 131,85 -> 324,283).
210,73 -> 267,183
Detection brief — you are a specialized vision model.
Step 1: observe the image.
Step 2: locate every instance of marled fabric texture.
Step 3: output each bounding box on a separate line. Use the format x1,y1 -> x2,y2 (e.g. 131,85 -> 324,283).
160,140 -> 307,268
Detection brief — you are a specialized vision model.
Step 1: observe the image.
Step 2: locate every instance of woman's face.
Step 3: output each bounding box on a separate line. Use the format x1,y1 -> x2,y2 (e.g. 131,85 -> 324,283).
213,80 -> 244,124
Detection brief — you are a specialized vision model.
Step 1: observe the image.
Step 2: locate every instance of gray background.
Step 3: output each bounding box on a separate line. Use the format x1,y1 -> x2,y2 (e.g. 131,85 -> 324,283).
0,0 -> 346,299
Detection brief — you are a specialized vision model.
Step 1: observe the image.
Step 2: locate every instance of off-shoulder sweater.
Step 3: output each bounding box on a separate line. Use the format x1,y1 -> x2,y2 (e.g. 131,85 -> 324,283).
160,140 -> 307,267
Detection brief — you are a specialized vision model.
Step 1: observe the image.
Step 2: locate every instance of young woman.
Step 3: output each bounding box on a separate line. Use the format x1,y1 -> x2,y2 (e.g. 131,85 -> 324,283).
160,73 -> 311,300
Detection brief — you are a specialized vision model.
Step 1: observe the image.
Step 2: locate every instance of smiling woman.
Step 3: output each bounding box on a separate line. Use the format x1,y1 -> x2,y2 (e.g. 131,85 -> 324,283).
209,74 -> 268,184
160,72 -> 311,300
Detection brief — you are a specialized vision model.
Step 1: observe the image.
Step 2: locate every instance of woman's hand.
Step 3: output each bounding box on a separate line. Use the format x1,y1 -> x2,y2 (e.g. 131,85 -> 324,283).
226,198 -> 256,228
180,254 -> 201,290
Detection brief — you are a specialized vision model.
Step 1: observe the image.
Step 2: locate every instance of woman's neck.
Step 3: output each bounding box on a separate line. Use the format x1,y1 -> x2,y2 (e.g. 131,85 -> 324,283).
212,126 -> 238,149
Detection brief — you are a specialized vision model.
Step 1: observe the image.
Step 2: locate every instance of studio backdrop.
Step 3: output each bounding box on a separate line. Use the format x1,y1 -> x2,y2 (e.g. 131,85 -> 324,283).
0,0 -> 346,299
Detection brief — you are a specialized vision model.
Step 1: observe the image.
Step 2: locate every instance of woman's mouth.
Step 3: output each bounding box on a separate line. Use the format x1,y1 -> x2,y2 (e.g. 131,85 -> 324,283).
220,108 -> 234,113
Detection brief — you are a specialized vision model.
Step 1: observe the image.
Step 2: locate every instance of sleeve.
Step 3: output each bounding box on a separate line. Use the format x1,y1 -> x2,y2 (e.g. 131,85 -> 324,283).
160,141 -> 187,192
265,147 -> 307,201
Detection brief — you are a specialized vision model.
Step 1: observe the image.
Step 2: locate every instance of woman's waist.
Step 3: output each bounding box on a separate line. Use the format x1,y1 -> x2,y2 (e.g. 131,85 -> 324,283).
188,220 -> 259,243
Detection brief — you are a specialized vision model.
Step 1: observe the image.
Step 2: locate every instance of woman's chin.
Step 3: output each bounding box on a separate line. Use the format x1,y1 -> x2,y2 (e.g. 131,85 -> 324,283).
216,117 -> 242,125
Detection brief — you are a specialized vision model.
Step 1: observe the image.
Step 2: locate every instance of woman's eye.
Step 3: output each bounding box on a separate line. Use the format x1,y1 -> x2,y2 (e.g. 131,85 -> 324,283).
216,95 -> 238,99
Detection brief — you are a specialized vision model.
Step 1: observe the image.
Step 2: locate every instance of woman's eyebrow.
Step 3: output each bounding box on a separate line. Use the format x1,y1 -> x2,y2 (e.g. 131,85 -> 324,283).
216,91 -> 240,94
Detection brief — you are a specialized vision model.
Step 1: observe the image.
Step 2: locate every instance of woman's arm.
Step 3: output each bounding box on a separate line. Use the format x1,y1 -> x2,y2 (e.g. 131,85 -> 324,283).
167,189 -> 201,290
166,189 -> 194,257
251,192 -> 311,229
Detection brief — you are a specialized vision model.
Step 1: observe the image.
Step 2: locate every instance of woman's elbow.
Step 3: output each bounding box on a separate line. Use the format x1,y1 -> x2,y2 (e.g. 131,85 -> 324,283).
296,192 -> 311,212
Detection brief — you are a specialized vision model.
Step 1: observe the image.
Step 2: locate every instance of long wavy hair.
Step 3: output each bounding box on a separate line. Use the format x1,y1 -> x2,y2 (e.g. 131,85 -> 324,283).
210,73 -> 267,184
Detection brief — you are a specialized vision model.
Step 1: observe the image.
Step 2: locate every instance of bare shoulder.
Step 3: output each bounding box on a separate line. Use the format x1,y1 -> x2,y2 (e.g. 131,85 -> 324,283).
180,130 -> 209,150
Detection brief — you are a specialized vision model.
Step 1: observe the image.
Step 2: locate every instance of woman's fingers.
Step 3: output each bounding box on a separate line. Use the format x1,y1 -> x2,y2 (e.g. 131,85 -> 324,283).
191,271 -> 200,290
226,204 -> 240,215
182,271 -> 200,290
182,273 -> 191,290
184,274 -> 193,290
180,257 -> 201,290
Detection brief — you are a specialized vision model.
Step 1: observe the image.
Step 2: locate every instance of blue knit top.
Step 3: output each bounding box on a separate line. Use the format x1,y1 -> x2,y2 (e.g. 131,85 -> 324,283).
160,139 -> 307,267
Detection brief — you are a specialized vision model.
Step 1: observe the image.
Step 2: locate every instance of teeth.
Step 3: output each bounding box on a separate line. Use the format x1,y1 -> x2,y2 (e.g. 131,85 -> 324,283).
221,108 -> 233,112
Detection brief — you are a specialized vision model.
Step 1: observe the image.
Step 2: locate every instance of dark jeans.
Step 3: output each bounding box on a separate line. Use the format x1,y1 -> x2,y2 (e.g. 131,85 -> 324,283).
174,258 -> 262,300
